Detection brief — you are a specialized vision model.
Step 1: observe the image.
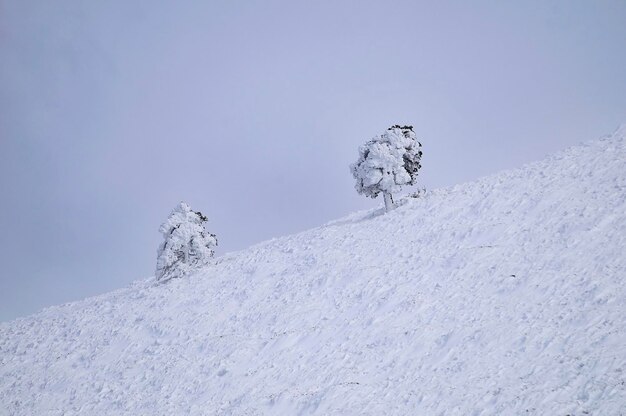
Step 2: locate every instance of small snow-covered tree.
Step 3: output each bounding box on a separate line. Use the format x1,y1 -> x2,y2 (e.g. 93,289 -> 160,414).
350,125 -> 422,211
155,202 -> 217,282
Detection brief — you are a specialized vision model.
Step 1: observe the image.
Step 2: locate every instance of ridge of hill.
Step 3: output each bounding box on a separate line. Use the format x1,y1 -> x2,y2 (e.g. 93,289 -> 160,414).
1,126 -> 625,415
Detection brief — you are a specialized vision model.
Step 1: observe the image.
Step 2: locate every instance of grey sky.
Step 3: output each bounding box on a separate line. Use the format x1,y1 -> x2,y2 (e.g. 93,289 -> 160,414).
1,0 -> 625,321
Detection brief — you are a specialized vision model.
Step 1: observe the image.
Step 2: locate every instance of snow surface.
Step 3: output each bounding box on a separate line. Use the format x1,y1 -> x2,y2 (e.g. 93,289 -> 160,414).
1,127 -> 626,415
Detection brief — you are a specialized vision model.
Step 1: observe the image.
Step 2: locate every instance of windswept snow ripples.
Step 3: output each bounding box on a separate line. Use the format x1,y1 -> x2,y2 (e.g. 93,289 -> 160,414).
1,127 -> 626,414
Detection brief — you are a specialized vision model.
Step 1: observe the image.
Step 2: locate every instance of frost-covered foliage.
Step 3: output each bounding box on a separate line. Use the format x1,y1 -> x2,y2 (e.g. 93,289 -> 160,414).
155,202 -> 217,282
350,125 -> 422,211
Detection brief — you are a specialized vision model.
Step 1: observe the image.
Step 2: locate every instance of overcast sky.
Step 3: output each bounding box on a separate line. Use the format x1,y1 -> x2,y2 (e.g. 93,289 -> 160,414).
1,0 -> 625,321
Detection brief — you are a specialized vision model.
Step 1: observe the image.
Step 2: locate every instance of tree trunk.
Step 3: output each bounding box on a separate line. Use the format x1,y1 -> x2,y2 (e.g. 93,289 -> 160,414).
383,191 -> 394,212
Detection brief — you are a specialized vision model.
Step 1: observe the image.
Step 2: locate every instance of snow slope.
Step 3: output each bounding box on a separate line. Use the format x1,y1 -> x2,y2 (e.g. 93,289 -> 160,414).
1,127 -> 626,415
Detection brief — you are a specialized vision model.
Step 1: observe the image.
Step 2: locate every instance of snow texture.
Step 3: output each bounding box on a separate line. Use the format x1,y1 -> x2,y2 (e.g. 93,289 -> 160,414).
155,202 -> 217,282
351,125 -> 422,210
1,126 -> 625,415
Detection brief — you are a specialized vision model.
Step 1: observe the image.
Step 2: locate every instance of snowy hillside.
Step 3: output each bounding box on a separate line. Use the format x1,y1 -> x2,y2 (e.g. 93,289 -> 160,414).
2,127 -> 626,415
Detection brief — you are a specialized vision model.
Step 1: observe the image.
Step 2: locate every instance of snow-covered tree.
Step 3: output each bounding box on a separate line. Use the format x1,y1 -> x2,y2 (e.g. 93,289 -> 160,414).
155,202 -> 217,282
350,125 -> 422,211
